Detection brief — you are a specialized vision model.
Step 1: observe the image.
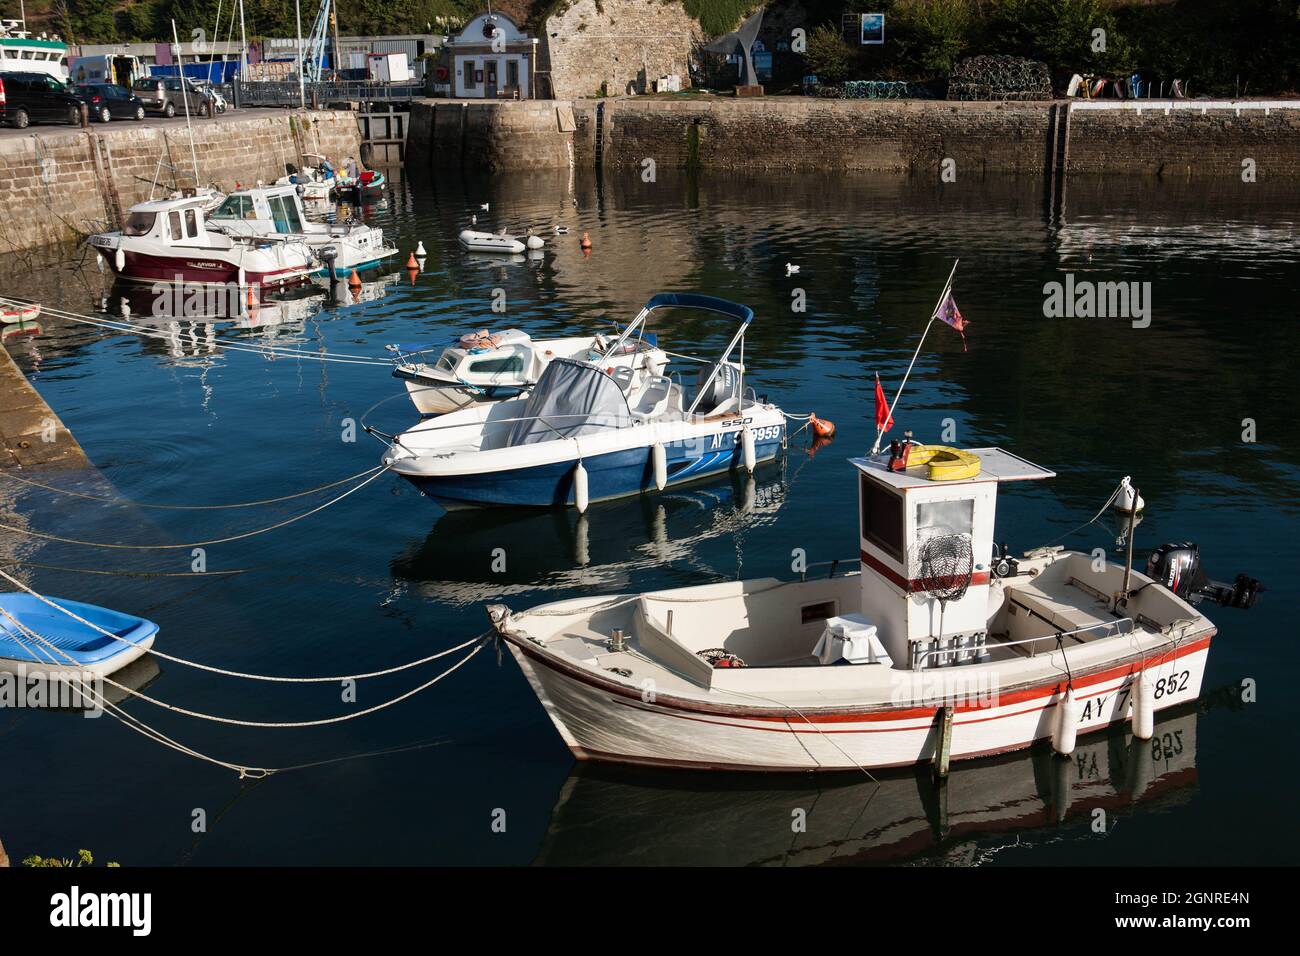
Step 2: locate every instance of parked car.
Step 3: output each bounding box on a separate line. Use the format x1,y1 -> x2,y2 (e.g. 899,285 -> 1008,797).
131,76 -> 211,118
0,71 -> 85,128
74,83 -> 147,123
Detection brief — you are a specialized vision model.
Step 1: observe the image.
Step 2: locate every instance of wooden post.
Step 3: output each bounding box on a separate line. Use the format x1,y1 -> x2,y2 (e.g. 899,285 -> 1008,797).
933,705 -> 953,782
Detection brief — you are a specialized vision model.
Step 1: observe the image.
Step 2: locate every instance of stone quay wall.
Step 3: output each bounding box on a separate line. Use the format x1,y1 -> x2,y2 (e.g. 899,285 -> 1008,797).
0,110 -> 361,254
410,95 -> 1300,181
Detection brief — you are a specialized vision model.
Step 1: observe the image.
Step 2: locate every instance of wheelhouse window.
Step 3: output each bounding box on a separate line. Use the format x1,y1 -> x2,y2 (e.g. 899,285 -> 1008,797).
168,210 -> 183,241
210,195 -> 254,220
915,499 -> 974,539
860,475 -> 903,561
123,211 -> 157,237
267,195 -> 303,234
184,208 -> 198,238
467,355 -> 524,374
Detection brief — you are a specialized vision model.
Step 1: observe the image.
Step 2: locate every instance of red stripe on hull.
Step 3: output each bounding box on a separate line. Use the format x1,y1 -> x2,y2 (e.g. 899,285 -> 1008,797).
104,250 -> 311,288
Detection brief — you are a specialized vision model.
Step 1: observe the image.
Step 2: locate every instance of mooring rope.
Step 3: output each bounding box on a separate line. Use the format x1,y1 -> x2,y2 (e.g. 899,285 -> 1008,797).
0,296 -> 392,367
0,464 -> 391,549
0,565 -> 476,684
0,464 -> 384,510
0,561 -> 249,578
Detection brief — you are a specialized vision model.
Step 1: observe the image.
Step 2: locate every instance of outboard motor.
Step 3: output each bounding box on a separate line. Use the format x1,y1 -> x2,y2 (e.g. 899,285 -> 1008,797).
1147,542 -> 1263,610
693,362 -> 741,414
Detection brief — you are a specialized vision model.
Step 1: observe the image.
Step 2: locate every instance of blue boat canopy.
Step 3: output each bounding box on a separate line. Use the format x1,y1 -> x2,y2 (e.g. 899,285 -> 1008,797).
642,292 -> 754,326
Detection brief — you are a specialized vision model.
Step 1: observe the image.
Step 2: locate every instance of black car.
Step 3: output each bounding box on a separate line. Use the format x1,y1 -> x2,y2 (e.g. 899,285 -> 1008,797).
74,83 -> 147,123
0,71 -> 85,128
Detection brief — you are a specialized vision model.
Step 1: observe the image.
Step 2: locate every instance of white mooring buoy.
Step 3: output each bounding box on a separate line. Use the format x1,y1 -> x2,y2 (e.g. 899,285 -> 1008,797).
1131,669 -> 1155,740
415,241 -> 426,256
1053,687 -> 1081,755
741,426 -> 756,474
1114,475 -> 1145,514
573,460 -> 589,514
652,442 -> 667,491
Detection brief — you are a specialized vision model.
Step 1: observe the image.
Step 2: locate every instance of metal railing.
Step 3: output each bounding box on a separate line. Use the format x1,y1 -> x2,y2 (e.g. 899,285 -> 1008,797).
913,616 -> 1135,669
234,80 -> 425,108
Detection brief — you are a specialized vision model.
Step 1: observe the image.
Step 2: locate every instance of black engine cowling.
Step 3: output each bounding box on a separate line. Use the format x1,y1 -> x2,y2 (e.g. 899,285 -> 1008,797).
1147,541 -> 1262,610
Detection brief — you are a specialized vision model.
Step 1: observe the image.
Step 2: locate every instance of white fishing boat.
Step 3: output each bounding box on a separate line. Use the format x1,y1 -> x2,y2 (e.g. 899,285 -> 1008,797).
379,294 -> 787,510
486,270 -> 1261,773
459,228 -> 544,254
388,324 -> 668,416
488,444 -> 1261,771
89,184 -> 396,287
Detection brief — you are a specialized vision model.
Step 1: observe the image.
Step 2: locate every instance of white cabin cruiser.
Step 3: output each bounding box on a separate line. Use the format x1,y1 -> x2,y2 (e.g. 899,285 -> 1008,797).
379,294 -> 787,509
488,444 -> 1261,772
90,185 -> 396,288
388,325 -> 668,416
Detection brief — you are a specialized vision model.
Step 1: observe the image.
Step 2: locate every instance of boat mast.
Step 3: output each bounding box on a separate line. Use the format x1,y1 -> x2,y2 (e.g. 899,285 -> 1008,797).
170,19 -> 200,190
295,0 -> 306,107
330,0 -> 342,82
870,259 -> 960,455
238,0 -> 248,82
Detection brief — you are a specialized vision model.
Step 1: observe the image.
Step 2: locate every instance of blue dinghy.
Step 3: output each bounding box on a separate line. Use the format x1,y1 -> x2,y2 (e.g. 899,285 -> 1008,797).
0,593 -> 158,678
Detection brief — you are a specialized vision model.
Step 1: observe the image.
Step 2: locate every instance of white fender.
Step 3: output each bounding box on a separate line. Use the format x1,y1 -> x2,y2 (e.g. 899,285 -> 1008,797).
238,266 -> 247,288
114,248 -> 125,272
1053,687 -> 1080,755
652,442 -> 667,491
1132,670 -> 1155,740
573,460 -> 589,513
741,425 -> 756,474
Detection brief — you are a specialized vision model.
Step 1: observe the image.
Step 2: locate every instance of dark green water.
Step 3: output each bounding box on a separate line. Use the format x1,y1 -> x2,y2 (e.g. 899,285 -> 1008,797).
0,167 -> 1295,865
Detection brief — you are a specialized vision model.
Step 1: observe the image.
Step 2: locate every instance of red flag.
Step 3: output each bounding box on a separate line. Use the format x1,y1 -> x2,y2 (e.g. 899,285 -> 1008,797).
874,373 -> 894,433
935,289 -> 968,351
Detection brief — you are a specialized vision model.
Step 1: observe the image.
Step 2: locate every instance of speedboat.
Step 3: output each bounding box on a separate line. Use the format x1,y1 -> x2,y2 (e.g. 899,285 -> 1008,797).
380,294 -> 788,510
459,229 -> 545,254
487,444 -> 1261,772
388,325 -> 668,416
89,185 -> 396,288
0,593 -> 158,680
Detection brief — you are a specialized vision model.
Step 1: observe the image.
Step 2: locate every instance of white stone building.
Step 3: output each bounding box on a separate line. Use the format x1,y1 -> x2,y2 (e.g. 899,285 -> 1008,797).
444,12 -> 538,99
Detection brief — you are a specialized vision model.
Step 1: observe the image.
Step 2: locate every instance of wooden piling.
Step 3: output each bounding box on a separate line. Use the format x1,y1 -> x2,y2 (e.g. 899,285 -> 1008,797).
933,705 -> 953,782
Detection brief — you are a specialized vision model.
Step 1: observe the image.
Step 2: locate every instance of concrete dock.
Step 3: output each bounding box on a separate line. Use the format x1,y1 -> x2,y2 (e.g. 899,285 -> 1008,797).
0,344 -> 87,471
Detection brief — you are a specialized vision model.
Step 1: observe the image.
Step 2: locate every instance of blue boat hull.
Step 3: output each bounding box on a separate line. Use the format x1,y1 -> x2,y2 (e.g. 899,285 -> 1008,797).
0,593 -> 159,675
404,427 -> 786,509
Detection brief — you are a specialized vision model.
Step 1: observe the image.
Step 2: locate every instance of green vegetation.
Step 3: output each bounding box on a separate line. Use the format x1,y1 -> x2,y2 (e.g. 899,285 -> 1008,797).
8,0 -> 1297,96
23,849 -> 120,867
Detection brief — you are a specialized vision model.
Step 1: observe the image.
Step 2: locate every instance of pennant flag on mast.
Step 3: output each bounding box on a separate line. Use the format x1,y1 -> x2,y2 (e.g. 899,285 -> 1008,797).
874,373 -> 894,434
935,289 -> 968,351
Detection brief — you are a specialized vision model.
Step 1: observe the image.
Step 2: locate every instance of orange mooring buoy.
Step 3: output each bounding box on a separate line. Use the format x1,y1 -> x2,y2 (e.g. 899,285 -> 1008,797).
348,269 -> 362,289
809,413 -> 836,439
580,231 -> 592,250
406,252 -> 418,269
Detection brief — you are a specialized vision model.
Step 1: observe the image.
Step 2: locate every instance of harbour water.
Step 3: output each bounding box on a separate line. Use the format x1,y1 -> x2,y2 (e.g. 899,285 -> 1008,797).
0,167 -> 1295,865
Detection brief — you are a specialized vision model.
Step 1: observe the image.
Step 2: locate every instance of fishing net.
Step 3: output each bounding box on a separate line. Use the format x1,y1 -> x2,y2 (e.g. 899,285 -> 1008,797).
913,531 -> 974,604
947,55 -> 1051,101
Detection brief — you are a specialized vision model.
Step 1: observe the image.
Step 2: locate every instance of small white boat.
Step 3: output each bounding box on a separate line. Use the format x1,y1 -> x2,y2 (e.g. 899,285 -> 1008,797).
0,302 -> 40,324
388,326 -> 668,416
275,160 -> 335,202
488,446 -> 1261,772
381,294 -> 787,510
459,229 -> 544,254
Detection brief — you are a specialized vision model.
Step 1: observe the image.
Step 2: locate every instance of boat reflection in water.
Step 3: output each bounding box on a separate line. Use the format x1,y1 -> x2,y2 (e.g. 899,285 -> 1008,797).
534,706 -> 1199,866
389,466 -> 787,606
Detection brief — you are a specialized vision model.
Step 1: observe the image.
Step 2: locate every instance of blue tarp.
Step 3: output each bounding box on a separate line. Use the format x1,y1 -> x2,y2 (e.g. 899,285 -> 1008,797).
149,61 -> 241,84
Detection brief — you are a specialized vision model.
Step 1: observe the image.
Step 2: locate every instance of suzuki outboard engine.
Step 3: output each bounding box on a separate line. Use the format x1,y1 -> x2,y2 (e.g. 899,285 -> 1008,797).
1146,542 -> 1263,610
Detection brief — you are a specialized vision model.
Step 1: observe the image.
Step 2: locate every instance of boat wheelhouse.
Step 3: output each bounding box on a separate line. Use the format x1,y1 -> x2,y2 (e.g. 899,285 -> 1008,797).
0,20 -> 69,81
488,445 -> 1259,771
